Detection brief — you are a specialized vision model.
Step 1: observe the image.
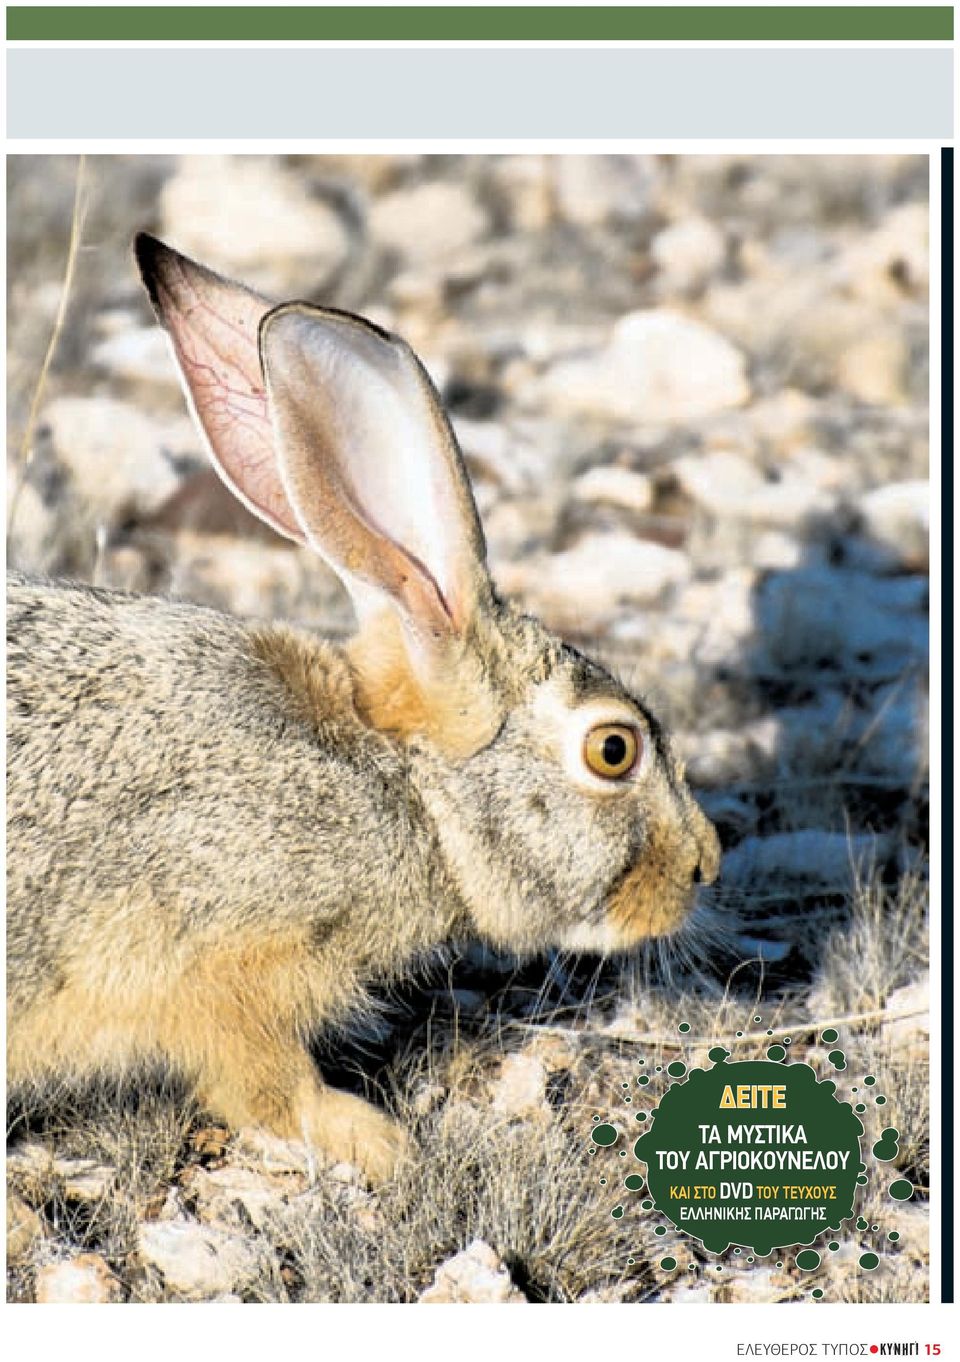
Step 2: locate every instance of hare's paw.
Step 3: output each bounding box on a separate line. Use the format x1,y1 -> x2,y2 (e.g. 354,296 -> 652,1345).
295,1079 -> 412,1185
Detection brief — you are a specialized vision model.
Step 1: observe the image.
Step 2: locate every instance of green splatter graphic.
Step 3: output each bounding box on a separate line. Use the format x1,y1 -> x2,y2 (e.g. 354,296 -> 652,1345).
624,1174 -> 644,1191
678,1023 -> 691,1034
855,1104 -> 866,1113
611,1205 -> 624,1219
889,1179 -> 913,1202
864,1075 -> 876,1086
857,1217 -> 869,1230
667,1061 -> 687,1078
796,1250 -> 821,1271
754,1016 -> 762,1024
591,1123 -> 619,1147
876,1095 -> 887,1105
633,1058 -> 863,1255
660,1257 -> 677,1271
641,1199 -> 654,1210
708,1046 -> 730,1063
828,1050 -> 846,1070
888,1231 -> 900,1242
635,1112 -> 647,1122
766,1045 -> 786,1062
821,1029 -> 839,1044
655,1225 -> 667,1237
857,1174 -> 868,1185
812,1288 -> 824,1299
859,1252 -> 880,1271
828,1242 -> 839,1252
638,1075 -> 650,1086
872,1128 -> 900,1162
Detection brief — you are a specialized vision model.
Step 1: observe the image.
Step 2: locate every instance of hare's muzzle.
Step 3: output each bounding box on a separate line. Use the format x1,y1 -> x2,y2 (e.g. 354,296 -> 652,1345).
602,803 -> 720,946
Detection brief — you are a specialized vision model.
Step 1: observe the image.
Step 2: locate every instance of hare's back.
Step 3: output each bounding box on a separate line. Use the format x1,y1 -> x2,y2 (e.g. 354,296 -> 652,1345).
6,574 -> 412,982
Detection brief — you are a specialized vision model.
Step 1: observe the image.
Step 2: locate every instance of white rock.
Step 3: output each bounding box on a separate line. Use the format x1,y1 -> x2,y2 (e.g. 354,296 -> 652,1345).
571,465 -> 653,515
493,155 -> 555,232
858,480 -> 929,572
370,182 -> 488,265
491,1052 -> 548,1118
35,1254 -> 122,1304
836,329 -> 908,406
539,310 -> 749,424
504,532 -> 690,631
93,325 -> 179,389
138,1220 -> 262,1297
673,449 -> 834,528
7,1194 -> 44,1262
552,155 -> 652,227
186,1165 -> 298,1230
757,567 -> 927,672
419,1239 -> 526,1304
651,216 -> 725,291
161,155 -> 350,292
722,831 -> 892,890
42,396 -> 194,517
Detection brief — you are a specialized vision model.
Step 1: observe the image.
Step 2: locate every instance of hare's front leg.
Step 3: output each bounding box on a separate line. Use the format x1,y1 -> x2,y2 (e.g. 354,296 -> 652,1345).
167,951 -> 410,1183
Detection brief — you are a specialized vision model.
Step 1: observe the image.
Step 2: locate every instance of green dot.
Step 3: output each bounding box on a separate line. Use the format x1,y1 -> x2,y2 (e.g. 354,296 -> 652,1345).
859,1252 -> 880,1271
876,1095 -> 886,1105
678,1023 -> 690,1034
660,1257 -> 677,1271
828,1242 -> 839,1252
747,1257 -> 755,1264
888,1231 -> 900,1243
733,1248 -> 741,1255
776,1262 -> 783,1269
889,1180 -> 913,1202
828,1050 -> 846,1070
611,1205 -> 624,1219
708,1047 -> 730,1063
812,1288 -> 824,1299
641,1199 -> 653,1210
627,1257 -> 635,1265
667,1062 -> 686,1078
638,1075 -> 650,1086
766,1045 -> 786,1062
624,1174 -> 644,1191
857,1217 -> 869,1230
591,1123 -> 618,1147
655,1225 -> 667,1237
635,1112 -> 646,1121
736,1031 -> 743,1038
821,1029 -> 839,1044
716,1265 -> 723,1272
796,1250 -> 820,1271
754,1016 -> 762,1023
783,1037 -> 792,1045
871,1224 -> 879,1232
855,1104 -> 866,1113
857,1175 -> 868,1185
864,1075 -> 876,1086
622,1082 -> 630,1089
655,1065 -> 662,1073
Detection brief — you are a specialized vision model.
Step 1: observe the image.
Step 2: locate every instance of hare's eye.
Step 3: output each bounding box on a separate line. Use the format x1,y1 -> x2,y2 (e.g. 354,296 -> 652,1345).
583,724 -> 640,780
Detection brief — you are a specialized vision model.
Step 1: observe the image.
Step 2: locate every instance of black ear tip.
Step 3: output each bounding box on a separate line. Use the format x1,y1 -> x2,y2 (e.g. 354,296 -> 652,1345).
133,231 -> 164,281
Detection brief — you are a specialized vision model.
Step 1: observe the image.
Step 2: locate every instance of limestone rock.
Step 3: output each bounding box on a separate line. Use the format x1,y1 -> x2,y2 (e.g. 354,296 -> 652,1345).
371,181 -> 488,265
651,216 -> 725,292
491,1052 -> 548,1118
539,310 -> 749,424
7,1194 -> 44,1263
138,1219 -> 262,1298
161,155 -> 350,292
35,1253 -> 122,1304
419,1239 -> 526,1303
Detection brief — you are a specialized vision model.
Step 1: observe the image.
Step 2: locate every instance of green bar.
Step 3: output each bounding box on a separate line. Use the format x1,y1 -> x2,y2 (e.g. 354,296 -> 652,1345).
6,7 -> 955,43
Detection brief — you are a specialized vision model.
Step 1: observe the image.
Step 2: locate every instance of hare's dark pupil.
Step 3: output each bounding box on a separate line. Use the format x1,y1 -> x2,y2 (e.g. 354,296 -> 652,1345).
602,734 -> 627,766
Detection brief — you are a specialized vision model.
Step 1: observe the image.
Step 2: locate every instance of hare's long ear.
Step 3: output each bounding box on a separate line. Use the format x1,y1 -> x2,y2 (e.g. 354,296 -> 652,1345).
134,233 -> 304,543
259,302 -> 489,647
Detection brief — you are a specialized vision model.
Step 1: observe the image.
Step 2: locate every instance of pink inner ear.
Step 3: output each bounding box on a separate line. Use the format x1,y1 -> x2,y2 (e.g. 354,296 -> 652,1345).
154,255 -> 303,543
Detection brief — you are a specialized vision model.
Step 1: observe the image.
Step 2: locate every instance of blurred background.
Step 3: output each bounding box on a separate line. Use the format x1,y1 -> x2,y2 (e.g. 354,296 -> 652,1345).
6,155 -> 930,1303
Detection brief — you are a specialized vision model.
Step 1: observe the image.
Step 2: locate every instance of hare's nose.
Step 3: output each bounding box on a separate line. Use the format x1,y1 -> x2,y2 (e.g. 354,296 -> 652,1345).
691,812 -> 721,887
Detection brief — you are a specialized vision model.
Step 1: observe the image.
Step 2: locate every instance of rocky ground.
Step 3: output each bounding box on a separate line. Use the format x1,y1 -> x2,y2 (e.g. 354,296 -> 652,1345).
6,154 -> 930,1303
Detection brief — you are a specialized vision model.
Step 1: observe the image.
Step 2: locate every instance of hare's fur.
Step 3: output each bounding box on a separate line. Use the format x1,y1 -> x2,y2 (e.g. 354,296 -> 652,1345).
7,236 -> 719,1181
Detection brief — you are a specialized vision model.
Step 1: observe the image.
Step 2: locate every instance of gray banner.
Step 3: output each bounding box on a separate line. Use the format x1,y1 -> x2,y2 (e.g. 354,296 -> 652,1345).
6,47 -> 954,139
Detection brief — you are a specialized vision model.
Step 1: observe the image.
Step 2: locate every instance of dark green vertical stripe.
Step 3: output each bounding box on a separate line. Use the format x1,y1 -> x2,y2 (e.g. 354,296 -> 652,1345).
6,7 -> 955,43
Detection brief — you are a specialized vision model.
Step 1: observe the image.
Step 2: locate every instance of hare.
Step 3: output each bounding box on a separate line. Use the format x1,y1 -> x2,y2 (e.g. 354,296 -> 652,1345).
6,234 -> 720,1181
